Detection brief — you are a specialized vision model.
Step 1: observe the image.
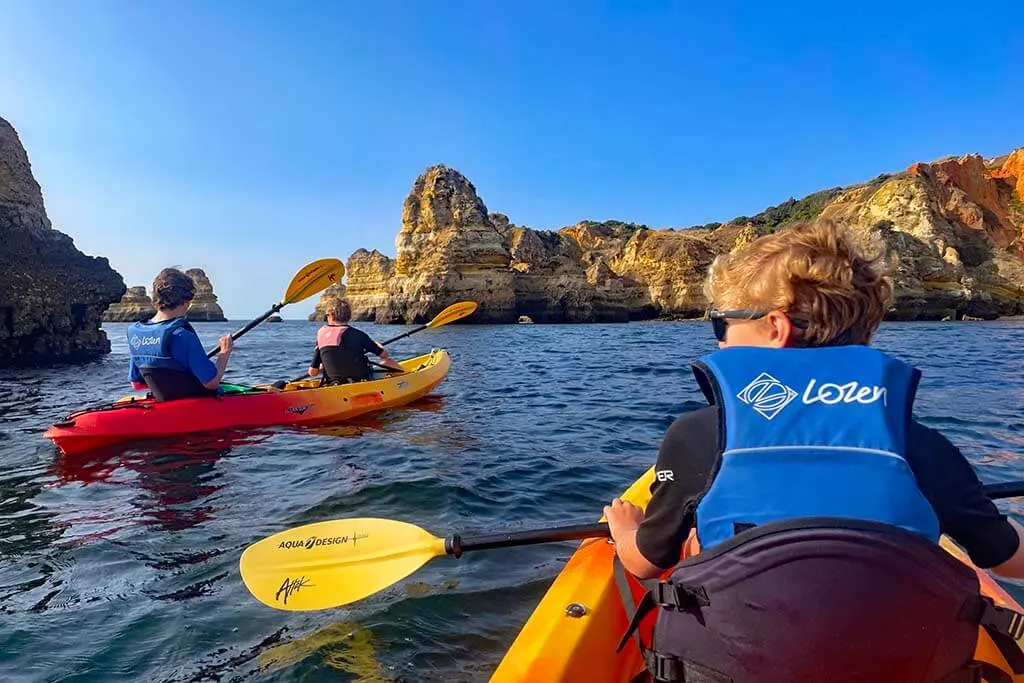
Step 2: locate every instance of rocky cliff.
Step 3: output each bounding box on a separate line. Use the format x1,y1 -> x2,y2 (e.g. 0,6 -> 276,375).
341,152 -> 1024,323
0,117 -> 125,365
818,154 -> 1024,319
184,268 -> 227,322
382,166 -> 516,323
102,286 -> 156,322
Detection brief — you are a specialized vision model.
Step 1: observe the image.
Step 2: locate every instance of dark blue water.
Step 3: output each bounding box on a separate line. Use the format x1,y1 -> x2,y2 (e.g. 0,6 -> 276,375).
2,320 -> 1023,682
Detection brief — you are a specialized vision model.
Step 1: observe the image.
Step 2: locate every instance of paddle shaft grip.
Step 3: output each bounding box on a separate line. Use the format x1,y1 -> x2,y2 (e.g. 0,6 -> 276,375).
381,324 -> 428,347
206,303 -> 283,358
984,481 -> 1024,500
445,523 -> 610,558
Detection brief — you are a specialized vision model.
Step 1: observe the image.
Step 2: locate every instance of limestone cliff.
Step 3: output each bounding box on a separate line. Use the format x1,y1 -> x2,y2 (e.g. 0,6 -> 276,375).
342,151 -> 1024,323
344,250 -> 393,321
380,165 -> 516,323
819,153 -> 1024,319
0,117 -> 125,365
102,286 -> 156,322
184,268 -> 227,322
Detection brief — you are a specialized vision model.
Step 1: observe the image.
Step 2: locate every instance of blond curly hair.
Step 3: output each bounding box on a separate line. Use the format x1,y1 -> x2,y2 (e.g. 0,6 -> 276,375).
703,219 -> 894,346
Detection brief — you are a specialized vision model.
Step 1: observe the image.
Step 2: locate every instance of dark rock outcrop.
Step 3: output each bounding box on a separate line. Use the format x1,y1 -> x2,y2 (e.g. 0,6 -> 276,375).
0,117 -> 125,365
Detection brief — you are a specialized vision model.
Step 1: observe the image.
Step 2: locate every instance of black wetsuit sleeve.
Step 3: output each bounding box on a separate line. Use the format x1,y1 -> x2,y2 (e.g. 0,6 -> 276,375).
635,407 -> 720,570
349,327 -> 384,356
310,346 -> 321,369
905,421 -> 1020,569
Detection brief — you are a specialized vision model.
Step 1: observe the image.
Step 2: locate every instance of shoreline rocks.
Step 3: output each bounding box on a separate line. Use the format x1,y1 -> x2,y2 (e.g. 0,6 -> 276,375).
184,268 -> 227,322
100,269 -> 228,323
341,152 -> 1024,323
1,116 -> 125,365
103,286 -> 157,322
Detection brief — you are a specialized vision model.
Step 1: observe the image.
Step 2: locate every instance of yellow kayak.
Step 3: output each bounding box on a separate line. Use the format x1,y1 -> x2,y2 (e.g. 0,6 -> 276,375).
491,467 -> 1024,682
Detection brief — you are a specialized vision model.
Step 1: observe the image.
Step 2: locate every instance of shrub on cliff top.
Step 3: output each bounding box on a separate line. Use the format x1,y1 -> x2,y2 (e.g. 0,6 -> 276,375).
731,187 -> 845,231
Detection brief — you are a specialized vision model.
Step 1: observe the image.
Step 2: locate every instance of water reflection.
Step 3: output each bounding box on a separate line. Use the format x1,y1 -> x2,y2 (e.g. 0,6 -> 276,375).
49,437 -> 255,534
257,621 -> 393,682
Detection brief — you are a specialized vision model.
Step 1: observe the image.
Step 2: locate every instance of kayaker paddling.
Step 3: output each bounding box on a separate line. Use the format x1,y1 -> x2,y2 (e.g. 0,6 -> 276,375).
606,219 -> 1024,683
127,268 -> 234,402
308,298 -> 402,384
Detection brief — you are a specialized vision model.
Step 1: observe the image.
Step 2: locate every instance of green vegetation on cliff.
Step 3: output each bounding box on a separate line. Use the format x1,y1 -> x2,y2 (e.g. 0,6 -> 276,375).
732,187 -> 844,230
728,173 -> 895,232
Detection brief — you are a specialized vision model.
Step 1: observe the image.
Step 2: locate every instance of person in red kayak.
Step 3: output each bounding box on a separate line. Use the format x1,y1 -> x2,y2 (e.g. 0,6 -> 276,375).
308,297 -> 402,383
127,268 -> 234,402
606,219 -> 1024,683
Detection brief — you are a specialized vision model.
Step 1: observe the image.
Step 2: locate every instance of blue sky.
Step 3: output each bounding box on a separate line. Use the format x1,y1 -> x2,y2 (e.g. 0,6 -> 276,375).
2,1 -> 1021,318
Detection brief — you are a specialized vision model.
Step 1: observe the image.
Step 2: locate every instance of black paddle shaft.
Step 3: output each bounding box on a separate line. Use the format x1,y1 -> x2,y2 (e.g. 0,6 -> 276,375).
983,481 -> 1024,500
444,523 -> 610,558
206,303 -> 284,358
380,324 -> 429,347
437,481 -> 1024,560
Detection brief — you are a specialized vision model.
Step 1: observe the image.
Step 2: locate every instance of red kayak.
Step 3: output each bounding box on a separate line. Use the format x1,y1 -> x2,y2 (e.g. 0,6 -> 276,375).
44,350 -> 450,456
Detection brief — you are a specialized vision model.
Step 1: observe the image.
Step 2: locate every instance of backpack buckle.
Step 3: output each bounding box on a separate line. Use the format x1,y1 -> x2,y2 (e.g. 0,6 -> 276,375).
644,651 -> 681,682
654,581 -> 710,610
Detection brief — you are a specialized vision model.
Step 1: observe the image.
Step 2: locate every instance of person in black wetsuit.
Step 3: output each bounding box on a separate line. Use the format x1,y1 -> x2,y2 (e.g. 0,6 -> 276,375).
307,298 -> 402,383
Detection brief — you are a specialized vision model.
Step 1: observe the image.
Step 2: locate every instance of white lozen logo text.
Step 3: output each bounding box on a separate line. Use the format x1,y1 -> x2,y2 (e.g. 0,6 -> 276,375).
802,379 -> 887,407
738,373 -> 888,420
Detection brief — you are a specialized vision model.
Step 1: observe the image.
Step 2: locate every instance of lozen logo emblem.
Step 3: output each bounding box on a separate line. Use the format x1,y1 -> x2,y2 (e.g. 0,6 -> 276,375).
130,336 -> 142,350
737,372 -> 798,420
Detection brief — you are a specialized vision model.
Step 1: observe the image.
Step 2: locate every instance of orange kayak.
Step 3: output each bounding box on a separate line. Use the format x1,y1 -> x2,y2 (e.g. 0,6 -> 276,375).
491,466 -> 1024,682
45,350 -> 450,456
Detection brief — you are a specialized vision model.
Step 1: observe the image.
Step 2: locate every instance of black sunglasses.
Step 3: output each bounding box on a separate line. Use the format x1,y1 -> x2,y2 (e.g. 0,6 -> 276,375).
709,309 -> 808,342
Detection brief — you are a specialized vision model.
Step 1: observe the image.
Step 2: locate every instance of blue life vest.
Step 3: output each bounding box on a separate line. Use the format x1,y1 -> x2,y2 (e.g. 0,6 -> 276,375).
127,317 -> 194,372
693,345 -> 940,550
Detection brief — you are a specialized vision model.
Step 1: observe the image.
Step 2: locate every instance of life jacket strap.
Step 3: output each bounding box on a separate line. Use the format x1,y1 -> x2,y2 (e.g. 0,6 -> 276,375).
615,574 -> 711,653
642,650 -> 733,682
960,596 -> 1024,674
613,557 -> 659,655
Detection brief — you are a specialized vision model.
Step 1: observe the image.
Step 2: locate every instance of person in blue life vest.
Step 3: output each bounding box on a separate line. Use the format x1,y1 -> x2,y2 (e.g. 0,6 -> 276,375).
307,297 -> 402,384
127,268 -> 234,402
605,219 -> 1024,683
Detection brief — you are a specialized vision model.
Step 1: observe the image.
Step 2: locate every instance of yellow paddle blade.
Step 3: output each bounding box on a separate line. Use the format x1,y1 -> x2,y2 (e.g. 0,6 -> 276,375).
282,258 -> 345,306
426,301 -> 479,328
239,518 -> 447,612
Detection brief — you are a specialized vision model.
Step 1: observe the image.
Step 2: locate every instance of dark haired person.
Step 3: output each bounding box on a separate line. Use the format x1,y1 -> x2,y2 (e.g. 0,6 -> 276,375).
127,268 -> 234,401
308,298 -> 402,383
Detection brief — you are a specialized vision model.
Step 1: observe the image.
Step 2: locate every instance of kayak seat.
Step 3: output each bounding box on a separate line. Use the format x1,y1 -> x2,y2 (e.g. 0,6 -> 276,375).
319,346 -> 372,384
140,368 -> 216,402
620,517 -> 1024,683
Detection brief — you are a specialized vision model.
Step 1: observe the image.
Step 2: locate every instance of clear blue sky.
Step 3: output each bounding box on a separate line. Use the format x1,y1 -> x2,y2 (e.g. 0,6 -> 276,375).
2,1 -> 1021,318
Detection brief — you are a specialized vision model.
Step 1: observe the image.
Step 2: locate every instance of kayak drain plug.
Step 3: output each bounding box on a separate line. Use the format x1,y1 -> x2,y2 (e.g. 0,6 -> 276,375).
565,603 -> 587,618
